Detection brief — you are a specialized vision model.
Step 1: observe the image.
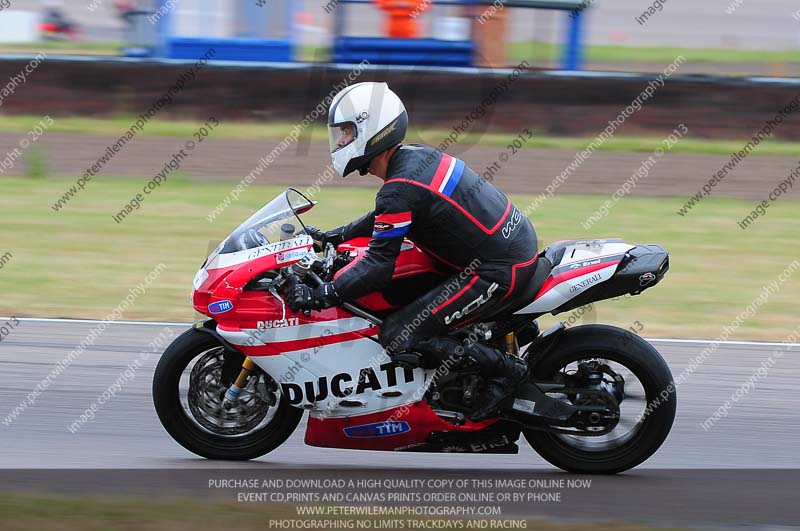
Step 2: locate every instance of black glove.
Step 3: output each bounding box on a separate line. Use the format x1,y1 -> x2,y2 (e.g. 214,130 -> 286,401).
302,225 -> 326,252
303,225 -> 345,249
303,225 -> 326,243
286,275 -> 340,315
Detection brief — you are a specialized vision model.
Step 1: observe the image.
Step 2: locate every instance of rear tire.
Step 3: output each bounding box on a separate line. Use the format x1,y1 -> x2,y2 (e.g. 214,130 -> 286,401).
524,324 -> 676,474
153,328 -> 303,460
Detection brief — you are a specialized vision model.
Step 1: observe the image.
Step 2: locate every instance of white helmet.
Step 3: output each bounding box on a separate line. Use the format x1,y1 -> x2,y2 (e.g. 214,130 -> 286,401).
327,82 -> 408,177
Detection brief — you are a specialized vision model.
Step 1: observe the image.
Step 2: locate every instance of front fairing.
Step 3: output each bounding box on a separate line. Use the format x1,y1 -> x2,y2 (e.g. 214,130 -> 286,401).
218,188 -> 315,256
191,188 -> 316,317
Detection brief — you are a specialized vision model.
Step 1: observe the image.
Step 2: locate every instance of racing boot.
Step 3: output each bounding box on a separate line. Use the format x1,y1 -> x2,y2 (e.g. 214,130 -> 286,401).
412,336 -> 529,420
411,336 -> 468,370
461,340 -> 529,421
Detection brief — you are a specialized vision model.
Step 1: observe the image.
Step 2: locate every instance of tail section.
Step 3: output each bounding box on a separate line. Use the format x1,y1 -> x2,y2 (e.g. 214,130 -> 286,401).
514,239 -> 669,315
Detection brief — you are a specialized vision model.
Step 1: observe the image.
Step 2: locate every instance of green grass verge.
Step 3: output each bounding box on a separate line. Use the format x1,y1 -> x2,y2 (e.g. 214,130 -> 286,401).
509,42 -> 800,65
2,177 -> 798,340
0,492 -> 702,531
2,115 -> 800,156
0,41 -> 122,56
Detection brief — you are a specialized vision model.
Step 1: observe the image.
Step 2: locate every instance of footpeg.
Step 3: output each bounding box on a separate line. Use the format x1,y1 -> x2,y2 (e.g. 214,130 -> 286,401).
432,409 -> 466,425
391,352 -> 423,369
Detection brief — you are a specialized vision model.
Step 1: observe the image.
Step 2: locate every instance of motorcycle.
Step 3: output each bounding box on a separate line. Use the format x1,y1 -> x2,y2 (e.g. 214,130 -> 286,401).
153,188 -> 676,474
39,8 -> 82,41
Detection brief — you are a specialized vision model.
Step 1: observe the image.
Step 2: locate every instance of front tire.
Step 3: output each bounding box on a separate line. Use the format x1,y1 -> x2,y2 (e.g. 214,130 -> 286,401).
524,324 -> 676,474
153,328 -> 303,460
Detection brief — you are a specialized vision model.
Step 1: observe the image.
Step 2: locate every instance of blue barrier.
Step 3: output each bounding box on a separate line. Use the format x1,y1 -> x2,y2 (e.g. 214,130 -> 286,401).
166,37 -> 292,62
333,0 -> 589,69
562,9 -> 584,71
333,37 -> 473,66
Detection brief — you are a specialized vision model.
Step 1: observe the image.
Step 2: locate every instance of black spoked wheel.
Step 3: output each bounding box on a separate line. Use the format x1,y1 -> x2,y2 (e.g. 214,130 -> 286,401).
524,325 -> 676,474
153,328 -> 303,460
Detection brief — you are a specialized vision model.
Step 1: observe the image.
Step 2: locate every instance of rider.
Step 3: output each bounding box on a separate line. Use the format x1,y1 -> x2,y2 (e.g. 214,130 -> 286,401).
286,82 -> 540,420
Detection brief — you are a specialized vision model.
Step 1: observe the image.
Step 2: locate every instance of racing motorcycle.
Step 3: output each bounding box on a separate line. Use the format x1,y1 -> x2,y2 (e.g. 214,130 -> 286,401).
153,188 -> 676,474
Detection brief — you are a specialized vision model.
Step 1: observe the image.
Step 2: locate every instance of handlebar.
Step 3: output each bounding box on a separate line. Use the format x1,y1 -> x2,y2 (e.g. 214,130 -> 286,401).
302,269 -> 381,325
278,236 -> 383,326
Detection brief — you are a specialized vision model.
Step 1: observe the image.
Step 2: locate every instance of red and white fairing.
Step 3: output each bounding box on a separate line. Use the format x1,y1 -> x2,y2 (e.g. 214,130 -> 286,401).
189,191 -> 652,451
514,240 -> 635,314
190,190 -> 496,450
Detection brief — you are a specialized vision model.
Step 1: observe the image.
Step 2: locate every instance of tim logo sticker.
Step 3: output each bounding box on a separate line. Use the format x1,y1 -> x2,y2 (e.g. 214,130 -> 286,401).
208,300 -> 233,314
343,421 -> 410,438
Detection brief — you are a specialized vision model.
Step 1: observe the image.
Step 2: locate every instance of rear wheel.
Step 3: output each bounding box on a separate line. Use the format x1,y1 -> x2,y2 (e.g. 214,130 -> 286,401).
153,328 -> 303,460
524,324 -> 676,474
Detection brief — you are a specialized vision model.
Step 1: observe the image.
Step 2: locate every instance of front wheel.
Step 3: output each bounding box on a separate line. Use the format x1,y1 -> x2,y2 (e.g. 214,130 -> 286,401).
153,327 -> 303,460
524,324 -> 676,474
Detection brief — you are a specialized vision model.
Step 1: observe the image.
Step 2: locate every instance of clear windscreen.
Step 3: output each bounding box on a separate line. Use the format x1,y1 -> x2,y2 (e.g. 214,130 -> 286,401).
212,188 -> 315,257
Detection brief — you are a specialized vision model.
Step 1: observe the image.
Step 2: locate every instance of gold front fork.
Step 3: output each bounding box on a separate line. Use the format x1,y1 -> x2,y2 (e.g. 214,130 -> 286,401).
223,357 -> 258,403
504,332 -> 518,356
234,357 -> 258,388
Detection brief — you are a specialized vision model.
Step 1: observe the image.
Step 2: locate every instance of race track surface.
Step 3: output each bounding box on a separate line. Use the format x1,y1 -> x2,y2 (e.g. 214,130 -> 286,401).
1,320 -> 799,527
1,319 -> 796,470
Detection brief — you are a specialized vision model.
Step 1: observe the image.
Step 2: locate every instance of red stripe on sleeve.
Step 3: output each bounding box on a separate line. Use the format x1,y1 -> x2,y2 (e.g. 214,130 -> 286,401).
375,211 -> 412,224
429,154 -> 453,191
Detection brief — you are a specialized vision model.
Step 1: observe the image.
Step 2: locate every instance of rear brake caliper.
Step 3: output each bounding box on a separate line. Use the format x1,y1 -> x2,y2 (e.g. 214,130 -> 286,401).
571,360 -> 621,432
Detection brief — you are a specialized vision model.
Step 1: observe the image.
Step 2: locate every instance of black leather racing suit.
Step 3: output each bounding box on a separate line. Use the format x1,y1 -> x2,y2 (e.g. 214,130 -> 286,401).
327,144 -> 540,363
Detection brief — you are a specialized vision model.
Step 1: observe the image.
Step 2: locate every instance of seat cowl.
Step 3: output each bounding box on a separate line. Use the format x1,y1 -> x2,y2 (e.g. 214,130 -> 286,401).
543,238 -> 627,267
514,239 -> 641,315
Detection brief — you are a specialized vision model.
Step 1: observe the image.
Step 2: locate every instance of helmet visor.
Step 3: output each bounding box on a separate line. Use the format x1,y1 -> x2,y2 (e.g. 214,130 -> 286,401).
328,122 -> 357,153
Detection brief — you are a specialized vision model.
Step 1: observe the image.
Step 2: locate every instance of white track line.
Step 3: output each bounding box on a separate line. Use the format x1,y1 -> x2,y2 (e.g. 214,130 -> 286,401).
4,317 -> 798,348
4,317 -> 190,327
644,338 -> 797,348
